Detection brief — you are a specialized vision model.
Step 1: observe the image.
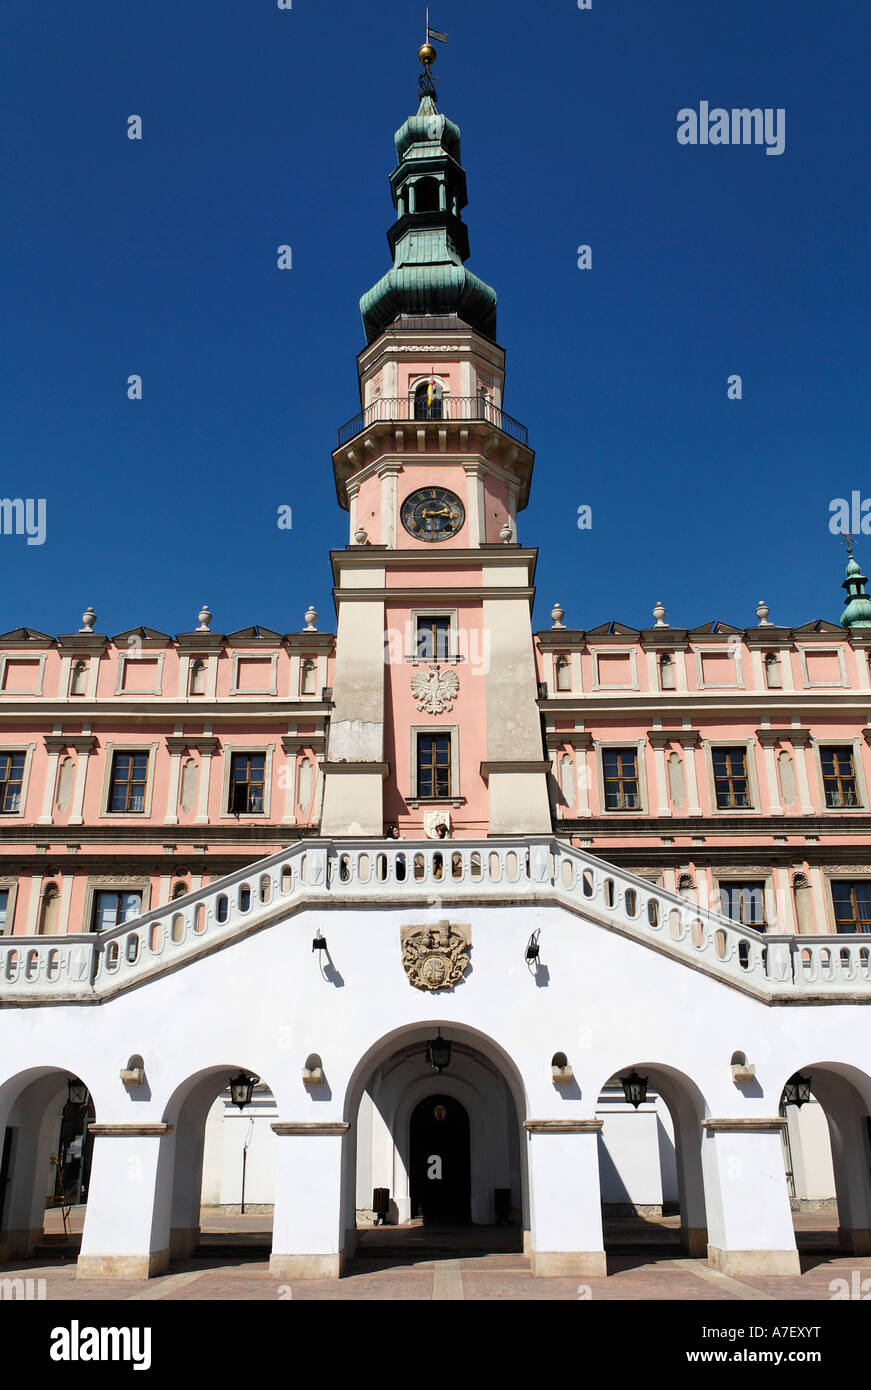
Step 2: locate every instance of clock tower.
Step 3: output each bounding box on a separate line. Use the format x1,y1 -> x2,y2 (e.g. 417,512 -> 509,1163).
320,54 -> 551,838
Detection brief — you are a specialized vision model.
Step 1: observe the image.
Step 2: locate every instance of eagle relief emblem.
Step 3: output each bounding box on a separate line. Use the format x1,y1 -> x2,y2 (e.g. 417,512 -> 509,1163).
401,921 -> 471,992
410,664 -> 459,715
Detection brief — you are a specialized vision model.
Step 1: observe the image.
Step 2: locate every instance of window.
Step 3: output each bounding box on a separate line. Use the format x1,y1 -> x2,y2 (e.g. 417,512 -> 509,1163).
92,890 -> 142,932
414,176 -> 440,213
189,659 -> 206,696
417,734 -> 450,799
416,617 -> 450,662
0,753 -> 26,813
831,881 -> 871,933
228,753 -> 266,814
70,660 -> 88,696
820,746 -> 859,808
602,749 -> 640,810
109,752 -> 149,813
764,653 -> 782,689
0,888 -> 9,935
300,658 -> 317,694
659,654 -> 675,690
712,747 -> 750,809
555,656 -> 571,692
413,381 -> 443,420
720,881 -> 767,930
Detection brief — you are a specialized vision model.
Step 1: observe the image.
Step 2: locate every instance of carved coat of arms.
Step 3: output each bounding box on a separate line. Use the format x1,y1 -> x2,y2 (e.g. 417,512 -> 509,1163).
401,921 -> 471,991
411,665 -> 459,714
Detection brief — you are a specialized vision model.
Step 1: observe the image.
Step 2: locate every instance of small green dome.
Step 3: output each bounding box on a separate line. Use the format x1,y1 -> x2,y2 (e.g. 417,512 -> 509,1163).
840,551 -> 871,628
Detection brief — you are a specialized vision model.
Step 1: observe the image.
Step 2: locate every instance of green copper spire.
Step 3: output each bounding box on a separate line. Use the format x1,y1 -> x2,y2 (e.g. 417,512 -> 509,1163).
359,59 -> 497,345
840,544 -> 871,628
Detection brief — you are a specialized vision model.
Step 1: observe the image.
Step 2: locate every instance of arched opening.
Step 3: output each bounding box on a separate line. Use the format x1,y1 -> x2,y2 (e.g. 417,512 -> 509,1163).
188,659 -> 206,696
409,1094 -> 471,1224
596,1062 -> 708,1260
659,654 -> 676,690
343,1023 -> 527,1261
777,1061 -> 871,1256
159,1064 -> 276,1266
69,660 -> 88,696
0,1066 -> 95,1263
413,380 -> 443,420
413,176 -> 440,213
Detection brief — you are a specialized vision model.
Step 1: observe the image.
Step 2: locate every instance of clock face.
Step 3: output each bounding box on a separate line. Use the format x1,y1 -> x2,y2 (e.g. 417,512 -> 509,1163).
401,486 -> 466,543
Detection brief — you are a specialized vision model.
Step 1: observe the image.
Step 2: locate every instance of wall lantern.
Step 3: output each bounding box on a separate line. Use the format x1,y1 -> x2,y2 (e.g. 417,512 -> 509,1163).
620,1070 -> 649,1110
67,1078 -> 89,1108
525,930 -> 540,964
312,932 -> 327,954
425,1032 -> 451,1073
782,1073 -> 812,1108
228,1071 -> 259,1110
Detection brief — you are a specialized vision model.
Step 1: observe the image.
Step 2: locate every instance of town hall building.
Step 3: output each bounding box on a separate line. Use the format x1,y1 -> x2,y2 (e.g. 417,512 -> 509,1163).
0,47 -> 870,1282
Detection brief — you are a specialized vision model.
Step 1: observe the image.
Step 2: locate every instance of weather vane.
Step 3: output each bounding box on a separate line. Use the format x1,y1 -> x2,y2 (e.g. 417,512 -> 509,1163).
418,9 -> 448,101
841,531 -> 856,558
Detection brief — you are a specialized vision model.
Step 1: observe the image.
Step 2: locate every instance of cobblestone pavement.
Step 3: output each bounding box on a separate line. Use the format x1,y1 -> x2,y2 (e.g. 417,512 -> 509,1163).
2,1208 -> 865,1301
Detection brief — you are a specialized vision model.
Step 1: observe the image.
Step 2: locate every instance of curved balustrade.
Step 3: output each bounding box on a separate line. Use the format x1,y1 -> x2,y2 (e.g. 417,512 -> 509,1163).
0,838 -> 868,1000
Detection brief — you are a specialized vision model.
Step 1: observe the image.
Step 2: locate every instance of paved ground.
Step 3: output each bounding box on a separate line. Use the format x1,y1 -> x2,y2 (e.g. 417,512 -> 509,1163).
3,1208 -> 867,1301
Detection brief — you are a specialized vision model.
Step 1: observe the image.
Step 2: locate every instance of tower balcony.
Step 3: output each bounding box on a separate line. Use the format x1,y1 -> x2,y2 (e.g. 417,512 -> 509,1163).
338,397 -> 528,449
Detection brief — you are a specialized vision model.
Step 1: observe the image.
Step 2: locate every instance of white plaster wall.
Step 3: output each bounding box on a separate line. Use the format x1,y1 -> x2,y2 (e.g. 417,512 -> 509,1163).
0,896 -> 868,1256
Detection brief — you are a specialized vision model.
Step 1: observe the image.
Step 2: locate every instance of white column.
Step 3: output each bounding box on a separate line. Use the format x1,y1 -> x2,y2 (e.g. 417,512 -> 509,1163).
58,873 -> 73,934
789,732 -> 815,814
809,865 -> 828,933
281,737 -> 297,825
675,649 -> 688,692
758,734 -> 784,815
68,735 -> 96,826
773,866 -> 796,934
702,1120 -> 800,1275
24,875 -> 43,934
347,483 -> 359,544
269,1123 -> 348,1278
649,735 -> 671,816
380,467 -> 400,548
194,737 -> 217,825
575,735 -> 592,816
750,649 -> 765,689
78,1124 -> 174,1279
526,1121 -> 606,1276
38,735 -> 66,825
463,464 -> 486,545
680,735 -> 702,817
164,736 -> 187,825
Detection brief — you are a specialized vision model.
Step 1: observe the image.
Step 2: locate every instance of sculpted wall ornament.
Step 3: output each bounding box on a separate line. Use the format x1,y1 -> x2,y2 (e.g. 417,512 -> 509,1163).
401,921 -> 471,992
411,664 -> 459,714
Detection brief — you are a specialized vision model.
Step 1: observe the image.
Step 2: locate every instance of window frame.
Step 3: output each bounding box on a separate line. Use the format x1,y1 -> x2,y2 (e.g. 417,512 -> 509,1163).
408,724 -> 460,801
0,744 -> 35,820
817,742 -> 864,811
407,608 -> 461,664
113,652 -> 165,696
0,653 -> 47,696
716,878 -> 770,932
220,746 -> 274,819
704,740 -> 759,814
595,740 -> 647,814
0,879 -> 19,936
828,878 -> 871,934
107,750 -> 150,814
87,885 -> 148,935
99,742 -> 158,818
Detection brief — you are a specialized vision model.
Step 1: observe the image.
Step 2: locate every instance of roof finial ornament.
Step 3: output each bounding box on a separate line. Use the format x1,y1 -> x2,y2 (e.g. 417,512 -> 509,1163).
841,530 -> 856,559
418,9 -> 447,101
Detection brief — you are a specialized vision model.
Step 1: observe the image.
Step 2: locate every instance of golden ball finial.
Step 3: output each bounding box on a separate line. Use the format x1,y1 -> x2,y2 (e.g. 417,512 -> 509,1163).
418,42 -> 437,65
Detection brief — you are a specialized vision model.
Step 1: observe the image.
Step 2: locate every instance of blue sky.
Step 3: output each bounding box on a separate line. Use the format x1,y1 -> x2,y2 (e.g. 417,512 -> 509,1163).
1,0 -> 868,637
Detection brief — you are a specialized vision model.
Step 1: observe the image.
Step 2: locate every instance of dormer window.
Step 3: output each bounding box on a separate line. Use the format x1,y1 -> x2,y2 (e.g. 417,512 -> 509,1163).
414,381 -> 443,420
659,654 -> 676,690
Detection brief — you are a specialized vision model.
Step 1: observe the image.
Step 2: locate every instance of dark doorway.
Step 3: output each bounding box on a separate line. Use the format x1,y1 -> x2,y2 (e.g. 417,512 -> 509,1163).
410,1094 -> 471,1225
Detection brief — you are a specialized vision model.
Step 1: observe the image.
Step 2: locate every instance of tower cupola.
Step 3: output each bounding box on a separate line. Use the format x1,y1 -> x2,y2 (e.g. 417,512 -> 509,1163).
359,54 -> 497,345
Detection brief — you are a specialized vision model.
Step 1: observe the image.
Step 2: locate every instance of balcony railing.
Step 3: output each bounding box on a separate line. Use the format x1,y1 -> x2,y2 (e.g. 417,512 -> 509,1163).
338,397 -> 529,448
0,837 -> 868,1003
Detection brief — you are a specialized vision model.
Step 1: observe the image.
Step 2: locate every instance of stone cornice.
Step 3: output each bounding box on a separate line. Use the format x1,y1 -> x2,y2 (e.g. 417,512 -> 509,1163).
88,1123 -> 174,1137
702,1118 -> 788,1133
480,760 -> 551,780
321,761 -> 389,777
271,1122 -> 349,1136
556,814 -> 871,836
523,1120 -> 603,1133
647,730 -> 699,749
0,701 -> 332,721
